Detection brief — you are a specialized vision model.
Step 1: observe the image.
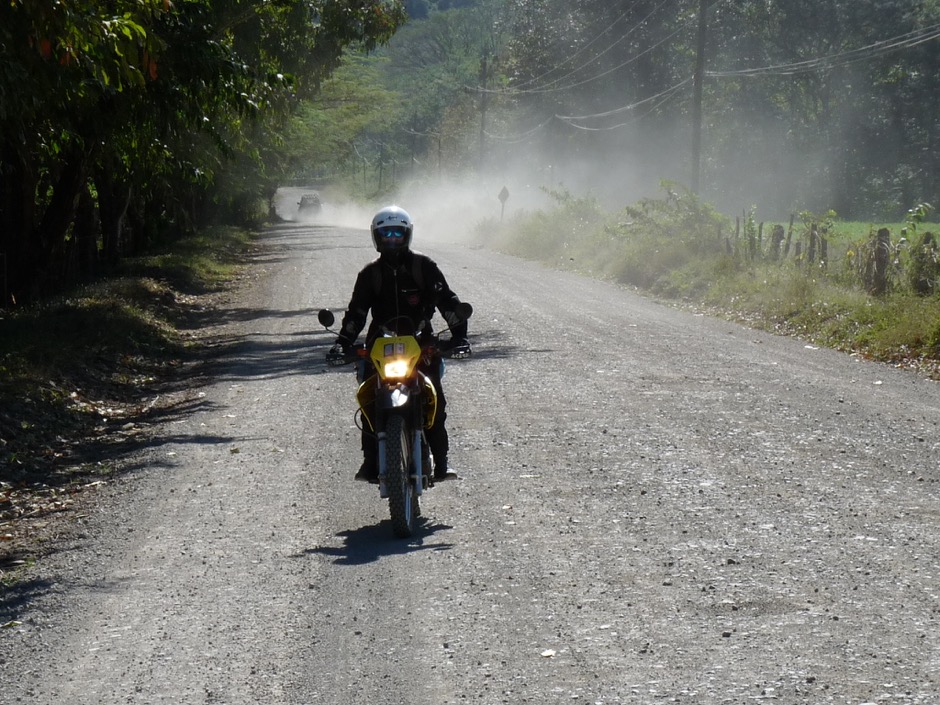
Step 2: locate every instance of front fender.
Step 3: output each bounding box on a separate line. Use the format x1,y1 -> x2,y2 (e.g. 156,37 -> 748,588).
379,385 -> 412,411
358,378 -> 435,430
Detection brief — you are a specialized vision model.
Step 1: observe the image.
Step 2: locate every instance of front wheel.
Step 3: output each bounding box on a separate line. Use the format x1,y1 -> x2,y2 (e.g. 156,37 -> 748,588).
385,415 -> 419,537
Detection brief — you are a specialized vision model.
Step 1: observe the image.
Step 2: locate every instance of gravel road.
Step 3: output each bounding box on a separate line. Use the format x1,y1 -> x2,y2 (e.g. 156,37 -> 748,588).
2,214 -> 940,705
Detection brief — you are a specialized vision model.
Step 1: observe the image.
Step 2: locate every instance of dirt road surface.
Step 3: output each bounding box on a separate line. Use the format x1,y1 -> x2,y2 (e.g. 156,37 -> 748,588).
2,217 -> 940,705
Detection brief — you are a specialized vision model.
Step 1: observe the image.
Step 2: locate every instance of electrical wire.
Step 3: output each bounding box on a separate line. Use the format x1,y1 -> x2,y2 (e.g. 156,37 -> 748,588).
482,116 -> 555,144
509,0 -> 645,91
557,80 -> 689,131
555,77 -> 692,121
707,22 -> 940,77
496,10 -> 693,96
511,0 -> 672,93
454,11 -> 940,140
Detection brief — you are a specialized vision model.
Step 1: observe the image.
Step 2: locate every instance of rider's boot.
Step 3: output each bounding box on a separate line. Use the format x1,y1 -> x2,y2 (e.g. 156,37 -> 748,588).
427,423 -> 457,482
355,443 -> 379,483
433,456 -> 455,481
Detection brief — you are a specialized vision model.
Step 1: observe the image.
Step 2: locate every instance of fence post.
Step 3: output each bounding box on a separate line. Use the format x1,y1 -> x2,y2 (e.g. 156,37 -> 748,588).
770,224 -> 785,261
870,228 -> 891,295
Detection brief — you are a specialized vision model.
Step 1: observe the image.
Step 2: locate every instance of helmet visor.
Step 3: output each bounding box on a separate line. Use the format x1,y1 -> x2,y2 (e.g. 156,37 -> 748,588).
376,225 -> 409,248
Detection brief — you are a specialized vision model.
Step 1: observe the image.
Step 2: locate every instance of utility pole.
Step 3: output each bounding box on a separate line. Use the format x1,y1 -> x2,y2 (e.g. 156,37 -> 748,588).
410,111 -> 417,176
691,0 -> 707,194
479,52 -> 488,173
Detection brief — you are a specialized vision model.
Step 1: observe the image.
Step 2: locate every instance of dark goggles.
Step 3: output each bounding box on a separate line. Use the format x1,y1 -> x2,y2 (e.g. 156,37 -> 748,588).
376,225 -> 408,239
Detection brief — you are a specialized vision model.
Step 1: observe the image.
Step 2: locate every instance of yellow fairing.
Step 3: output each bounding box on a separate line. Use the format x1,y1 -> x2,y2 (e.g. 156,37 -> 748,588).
370,335 -> 422,381
356,381 -> 377,432
418,371 -> 439,428
355,371 -> 439,432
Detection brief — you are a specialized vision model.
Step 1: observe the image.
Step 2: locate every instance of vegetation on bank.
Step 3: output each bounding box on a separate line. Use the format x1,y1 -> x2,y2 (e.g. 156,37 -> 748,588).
480,184 -> 940,377
0,226 -> 254,563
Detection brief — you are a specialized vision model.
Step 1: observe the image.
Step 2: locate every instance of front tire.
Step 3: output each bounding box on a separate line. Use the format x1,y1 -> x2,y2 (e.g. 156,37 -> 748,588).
386,415 -> 418,537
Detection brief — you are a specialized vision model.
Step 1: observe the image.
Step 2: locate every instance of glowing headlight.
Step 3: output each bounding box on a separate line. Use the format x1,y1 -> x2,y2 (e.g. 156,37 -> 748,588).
384,359 -> 410,378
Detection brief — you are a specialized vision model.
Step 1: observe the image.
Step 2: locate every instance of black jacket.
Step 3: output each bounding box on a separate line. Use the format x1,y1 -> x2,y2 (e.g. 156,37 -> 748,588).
337,250 -> 468,347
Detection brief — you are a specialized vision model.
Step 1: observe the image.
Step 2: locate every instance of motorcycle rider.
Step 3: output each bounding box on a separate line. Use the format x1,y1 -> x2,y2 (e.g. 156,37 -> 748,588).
327,205 -> 471,483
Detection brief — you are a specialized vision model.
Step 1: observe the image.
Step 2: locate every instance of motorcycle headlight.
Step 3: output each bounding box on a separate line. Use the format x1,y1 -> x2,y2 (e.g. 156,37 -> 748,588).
384,359 -> 410,379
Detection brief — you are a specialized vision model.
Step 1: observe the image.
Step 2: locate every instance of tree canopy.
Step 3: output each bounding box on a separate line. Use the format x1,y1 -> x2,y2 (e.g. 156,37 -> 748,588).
0,0 -> 405,305
4,0 -> 939,305
297,0 -> 940,221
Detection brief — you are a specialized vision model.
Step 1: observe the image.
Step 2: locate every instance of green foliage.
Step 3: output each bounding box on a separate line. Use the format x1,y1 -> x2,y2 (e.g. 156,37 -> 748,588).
490,190 -> 940,372
902,203 -> 935,238
618,182 -> 728,244
493,187 -> 605,261
905,203 -> 939,296
0,0 -> 408,304
282,0 -> 507,187
285,54 -> 404,184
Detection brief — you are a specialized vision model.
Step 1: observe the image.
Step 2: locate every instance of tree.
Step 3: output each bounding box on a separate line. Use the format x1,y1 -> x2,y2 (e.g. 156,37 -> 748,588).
0,0 -> 406,304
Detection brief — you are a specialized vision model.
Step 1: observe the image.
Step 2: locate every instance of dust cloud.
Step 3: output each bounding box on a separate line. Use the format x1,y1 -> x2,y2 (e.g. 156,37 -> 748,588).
275,127 -> 690,247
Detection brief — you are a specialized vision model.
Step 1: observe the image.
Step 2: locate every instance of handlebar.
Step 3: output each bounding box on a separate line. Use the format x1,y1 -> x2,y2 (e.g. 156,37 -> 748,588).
326,337 -> 471,367
319,306 -> 473,366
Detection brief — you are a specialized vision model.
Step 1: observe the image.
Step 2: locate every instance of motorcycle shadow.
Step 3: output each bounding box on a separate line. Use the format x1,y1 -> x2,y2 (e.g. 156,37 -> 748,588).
306,519 -> 455,565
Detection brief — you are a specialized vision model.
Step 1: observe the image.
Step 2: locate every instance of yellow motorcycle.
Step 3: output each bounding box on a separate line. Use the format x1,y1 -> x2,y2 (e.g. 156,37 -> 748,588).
318,305 -> 472,537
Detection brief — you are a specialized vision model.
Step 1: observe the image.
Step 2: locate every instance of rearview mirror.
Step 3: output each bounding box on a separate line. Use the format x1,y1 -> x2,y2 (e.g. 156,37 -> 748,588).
317,309 -> 335,327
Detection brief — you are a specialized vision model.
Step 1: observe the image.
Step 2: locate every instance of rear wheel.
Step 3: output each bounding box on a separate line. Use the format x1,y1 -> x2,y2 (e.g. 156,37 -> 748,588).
386,415 -> 418,537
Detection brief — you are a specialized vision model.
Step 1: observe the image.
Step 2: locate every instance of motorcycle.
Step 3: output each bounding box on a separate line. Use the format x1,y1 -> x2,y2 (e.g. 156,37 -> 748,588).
317,304 -> 472,538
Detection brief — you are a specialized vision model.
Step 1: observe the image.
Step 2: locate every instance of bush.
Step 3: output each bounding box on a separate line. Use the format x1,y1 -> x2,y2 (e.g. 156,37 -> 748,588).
485,186 -> 940,373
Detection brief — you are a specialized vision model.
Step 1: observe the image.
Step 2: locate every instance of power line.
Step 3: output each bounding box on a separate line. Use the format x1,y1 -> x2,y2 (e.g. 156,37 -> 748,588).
557,86 -> 687,131
483,116 -> 554,144
501,14 -> 693,96
707,22 -> 940,78
509,0 -> 645,91
487,20 -> 940,132
485,0 -> 735,97
556,77 -> 692,122
481,79 -> 691,141
512,0 -> 674,93
470,14 -> 940,140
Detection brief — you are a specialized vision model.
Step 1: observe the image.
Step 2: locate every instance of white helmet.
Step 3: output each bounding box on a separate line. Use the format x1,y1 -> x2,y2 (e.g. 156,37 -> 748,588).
371,205 -> 413,254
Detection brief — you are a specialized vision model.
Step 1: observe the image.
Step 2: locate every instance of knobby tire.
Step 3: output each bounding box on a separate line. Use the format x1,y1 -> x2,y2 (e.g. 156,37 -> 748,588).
386,415 -> 418,537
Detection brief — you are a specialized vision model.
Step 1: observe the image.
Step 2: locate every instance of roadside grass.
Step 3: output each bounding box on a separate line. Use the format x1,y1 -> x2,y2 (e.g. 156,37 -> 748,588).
119,227 -> 252,294
479,185 -> 940,378
0,226 -> 254,569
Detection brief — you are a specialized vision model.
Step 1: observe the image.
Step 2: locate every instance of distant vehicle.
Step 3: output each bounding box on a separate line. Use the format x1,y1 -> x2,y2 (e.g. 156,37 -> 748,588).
297,192 -> 322,216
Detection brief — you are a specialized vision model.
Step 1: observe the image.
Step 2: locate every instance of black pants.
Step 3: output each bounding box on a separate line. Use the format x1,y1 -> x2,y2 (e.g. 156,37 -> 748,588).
360,357 -> 448,468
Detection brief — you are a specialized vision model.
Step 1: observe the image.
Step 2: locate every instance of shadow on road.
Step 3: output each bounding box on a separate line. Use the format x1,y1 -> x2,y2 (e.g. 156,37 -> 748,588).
303,518 -> 454,565
0,576 -> 57,625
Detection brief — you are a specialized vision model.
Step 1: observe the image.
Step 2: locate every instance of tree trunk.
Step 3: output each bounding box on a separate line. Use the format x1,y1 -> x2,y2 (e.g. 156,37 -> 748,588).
96,167 -> 133,268
73,186 -> 100,282
35,148 -> 89,295
0,140 -> 39,305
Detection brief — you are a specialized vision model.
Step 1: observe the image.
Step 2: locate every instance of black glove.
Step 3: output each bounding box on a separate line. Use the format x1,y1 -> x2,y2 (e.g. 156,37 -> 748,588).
326,342 -> 352,366
444,338 -> 472,359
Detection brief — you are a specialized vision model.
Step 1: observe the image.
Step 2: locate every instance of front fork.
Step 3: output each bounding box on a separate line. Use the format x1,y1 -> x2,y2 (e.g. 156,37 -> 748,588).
375,421 -> 426,499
